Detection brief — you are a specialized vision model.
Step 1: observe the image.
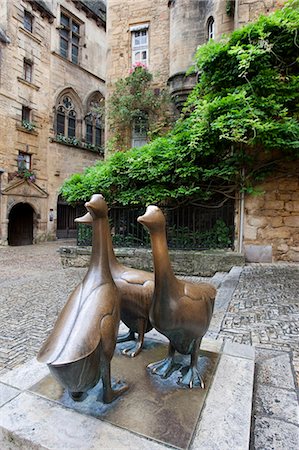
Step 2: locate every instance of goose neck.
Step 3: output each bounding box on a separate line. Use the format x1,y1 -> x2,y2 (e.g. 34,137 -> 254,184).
88,216 -> 112,282
150,229 -> 175,284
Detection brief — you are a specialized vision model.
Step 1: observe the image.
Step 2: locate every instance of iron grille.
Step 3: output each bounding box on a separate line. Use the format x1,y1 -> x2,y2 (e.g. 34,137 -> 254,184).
77,200 -> 235,250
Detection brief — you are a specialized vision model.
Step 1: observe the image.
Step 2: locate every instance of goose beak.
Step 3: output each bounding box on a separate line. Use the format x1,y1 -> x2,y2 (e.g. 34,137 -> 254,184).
137,205 -> 157,226
137,205 -> 165,231
85,193 -> 104,210
74,212 -> 93,224
137,215 -> 145,225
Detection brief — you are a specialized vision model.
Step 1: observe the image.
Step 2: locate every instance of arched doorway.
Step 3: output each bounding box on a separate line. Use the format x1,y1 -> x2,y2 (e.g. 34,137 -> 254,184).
8,203 -> 34,246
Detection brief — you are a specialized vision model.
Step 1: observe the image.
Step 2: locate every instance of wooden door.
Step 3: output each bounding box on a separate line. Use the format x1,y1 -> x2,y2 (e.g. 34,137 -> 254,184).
8,203 -> 34,246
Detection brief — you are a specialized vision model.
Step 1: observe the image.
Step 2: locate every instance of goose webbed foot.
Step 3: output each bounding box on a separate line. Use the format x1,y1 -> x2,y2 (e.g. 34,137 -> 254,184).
122,340 -> 143,357
178,365 -> 205,389
121,319 -> 146,357
102,380 -> 129,404
147,357 -> 177,378
117,329 -> 135,343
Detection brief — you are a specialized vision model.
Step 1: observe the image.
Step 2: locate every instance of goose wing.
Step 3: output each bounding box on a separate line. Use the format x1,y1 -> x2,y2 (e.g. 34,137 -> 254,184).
184,281 -> 216,304
118,268 -> 154,285
38,283 -> 118,365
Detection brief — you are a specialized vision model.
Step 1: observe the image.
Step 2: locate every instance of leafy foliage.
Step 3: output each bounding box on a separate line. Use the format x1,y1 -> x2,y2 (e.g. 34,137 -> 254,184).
61,1 -> 299,206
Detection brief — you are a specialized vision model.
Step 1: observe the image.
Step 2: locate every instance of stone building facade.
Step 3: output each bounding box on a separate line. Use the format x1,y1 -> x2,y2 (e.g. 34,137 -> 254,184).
0,0 -> 106,245
106,0 -> 298,262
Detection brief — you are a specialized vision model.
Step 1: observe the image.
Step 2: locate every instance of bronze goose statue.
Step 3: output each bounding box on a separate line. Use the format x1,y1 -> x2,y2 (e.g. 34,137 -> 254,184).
137,205 -> 216,388
75,210 -> 154,357
37,194 -> 128,403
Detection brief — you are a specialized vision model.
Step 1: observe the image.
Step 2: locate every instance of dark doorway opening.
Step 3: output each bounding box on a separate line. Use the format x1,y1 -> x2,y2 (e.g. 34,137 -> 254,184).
8,203 -> 34,246
56,195 -> 85,239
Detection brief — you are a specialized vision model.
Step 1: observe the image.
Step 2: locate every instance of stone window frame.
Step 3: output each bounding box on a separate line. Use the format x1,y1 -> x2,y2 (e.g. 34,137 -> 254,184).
23,10 -> 34,33
59,8 -> 82,65
23,58 -> 33,83
22,105 -> 31,122
54,89 -> 82,139
130,24 -> 149,67
207,16 -> 215,41
84,92 -> 105,148
17,152 -> 31,171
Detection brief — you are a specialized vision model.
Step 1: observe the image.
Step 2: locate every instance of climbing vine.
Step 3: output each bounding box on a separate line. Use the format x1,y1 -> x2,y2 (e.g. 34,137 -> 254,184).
107,63 -> 171,151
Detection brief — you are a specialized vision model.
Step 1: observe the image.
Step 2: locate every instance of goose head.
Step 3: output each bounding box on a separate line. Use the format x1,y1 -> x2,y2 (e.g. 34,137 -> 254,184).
74,211 -> 93,225
137,205 -> 166,233
84,194 -> 108,220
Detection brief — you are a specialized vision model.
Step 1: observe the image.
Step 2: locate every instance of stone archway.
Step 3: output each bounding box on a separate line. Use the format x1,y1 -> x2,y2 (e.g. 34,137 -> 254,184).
8,203 -> 34,246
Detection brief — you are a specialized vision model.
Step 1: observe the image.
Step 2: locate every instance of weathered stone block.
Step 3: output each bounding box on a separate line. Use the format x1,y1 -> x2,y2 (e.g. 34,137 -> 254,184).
269,216 -> 283,227
238,4 -> 250,23
284,201 -> 299,212
284,216 -> 299,227
247,216 -> 267,228
244,195 -> 264,211
278,179 -> 298,191
277,243 -> 289,252
264,192 -> 277,201
244,223 -> 258,240
258,227 -> 291,240
287,248 -> 299,262
264,200 -> 284,210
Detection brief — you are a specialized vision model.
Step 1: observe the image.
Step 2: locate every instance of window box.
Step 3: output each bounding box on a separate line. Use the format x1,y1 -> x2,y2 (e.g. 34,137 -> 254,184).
50,135 -> 104,156
22,119 -> 36,131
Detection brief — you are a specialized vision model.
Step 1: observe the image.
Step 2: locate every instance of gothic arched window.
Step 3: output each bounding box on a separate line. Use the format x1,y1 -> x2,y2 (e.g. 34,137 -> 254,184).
207,17 -> 215,41
56,95 -> 78,138
84,93 -> 104,148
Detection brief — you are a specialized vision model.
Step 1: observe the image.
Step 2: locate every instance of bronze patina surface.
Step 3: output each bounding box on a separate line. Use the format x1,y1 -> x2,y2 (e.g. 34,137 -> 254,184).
137,206 -> 217,389
37,195 -> 128,403
32,340 -> 219,449
75,211 -> 155,358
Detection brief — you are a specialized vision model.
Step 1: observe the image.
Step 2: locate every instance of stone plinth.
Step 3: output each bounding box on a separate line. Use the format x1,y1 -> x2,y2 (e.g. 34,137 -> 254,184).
0,336 -> 254,450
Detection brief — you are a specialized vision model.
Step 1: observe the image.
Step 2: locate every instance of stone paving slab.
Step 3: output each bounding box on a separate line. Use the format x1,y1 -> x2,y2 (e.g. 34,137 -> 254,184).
0,339 -> 255,450
253,417 -> 299,450
193,354 -> 254,450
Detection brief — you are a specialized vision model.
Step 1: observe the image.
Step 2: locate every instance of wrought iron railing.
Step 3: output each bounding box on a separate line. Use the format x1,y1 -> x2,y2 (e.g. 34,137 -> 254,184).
77,200 -> 235,250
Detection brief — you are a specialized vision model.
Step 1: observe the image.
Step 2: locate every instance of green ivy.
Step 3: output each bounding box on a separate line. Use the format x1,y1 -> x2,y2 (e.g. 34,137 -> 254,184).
61,1 -> 299,207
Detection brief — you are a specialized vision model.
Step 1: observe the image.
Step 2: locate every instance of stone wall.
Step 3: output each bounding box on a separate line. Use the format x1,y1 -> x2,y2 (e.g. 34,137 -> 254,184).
60,245 -> 245,277
235,0 -> 285,27
242,171 -> 299,262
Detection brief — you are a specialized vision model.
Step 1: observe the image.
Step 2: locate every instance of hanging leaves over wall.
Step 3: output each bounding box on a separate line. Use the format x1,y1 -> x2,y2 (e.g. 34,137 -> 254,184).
61,1 -> 299,206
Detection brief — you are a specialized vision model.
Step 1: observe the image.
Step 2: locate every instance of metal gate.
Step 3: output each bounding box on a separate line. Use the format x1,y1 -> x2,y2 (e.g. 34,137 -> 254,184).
56,195 -> 85,239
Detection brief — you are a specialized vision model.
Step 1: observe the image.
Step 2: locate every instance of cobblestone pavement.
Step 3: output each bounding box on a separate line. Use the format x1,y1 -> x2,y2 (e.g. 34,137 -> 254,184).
0,242 -> 298,449
0,240 -> 85,374
218,264 -> 299,450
